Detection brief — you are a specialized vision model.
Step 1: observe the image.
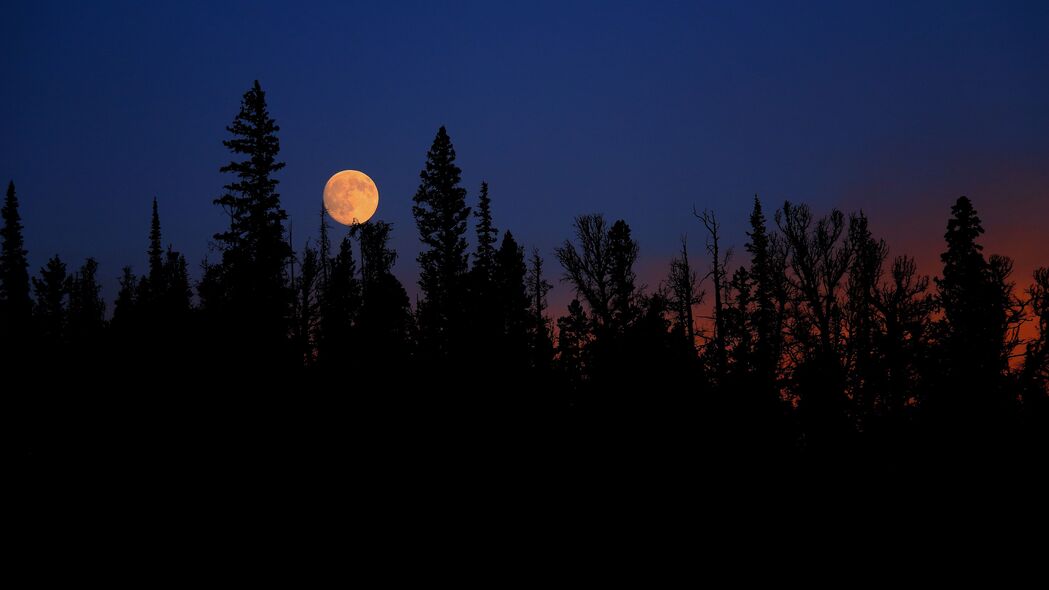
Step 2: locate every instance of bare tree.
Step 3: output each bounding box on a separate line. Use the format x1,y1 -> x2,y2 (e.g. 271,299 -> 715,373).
666,235 -> 703,353
694,207 -> 731,378
775,202 -> 852,361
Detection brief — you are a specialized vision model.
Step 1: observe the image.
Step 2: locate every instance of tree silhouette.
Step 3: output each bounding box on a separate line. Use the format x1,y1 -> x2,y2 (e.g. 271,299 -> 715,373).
744,196 -> 785,403
666,235 -> 701,355
1022,268 -> 1049,433
471,181 -> 497,285
145,197 -> 164,298
112,265 -> 139,333
413,126 -> 470,363
776,201 -> 853,446
8,82 -> 1048,480
555,214 -> 637,333
317,235 -> 361,368
1,181 -> 31,346
526,248 -> 554,373
607,220 -> 641,331
354,220 -> 413,372
210,80 -> 293,366
934,196 -> 1016,428
556,298 -> 591,393
32,255 -> 67,347
468,181 -> 502,368
318,202 -> 331,291
493,231 -> 530,372
292,243 -> 320,366
874,255 -> 933,426
161,246 -> 191,316
845,212 -> 888,426
67,258 -> 105,349
695,208 -> 730,382
556,215 -> 642,397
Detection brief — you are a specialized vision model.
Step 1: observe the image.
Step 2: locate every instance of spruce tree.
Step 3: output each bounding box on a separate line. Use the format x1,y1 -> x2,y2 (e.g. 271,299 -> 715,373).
526,248 -> 554,372
112,266 -> 139,331
494,231 -> 530,367
608,219 -> 640,330
472,181 -> 497,282
67,258 -> 105,346
293,244 -> 320,366
936,197 -> 1006,399
162,246 -> 191,315
147,196 -> 164,295
412,126 -> 470,360
32,255 -> 67,345
845,212 -> 887,422
212,80 -> 293,360
745,196 -> 781,390
317,236 -> 361,367
356,221 -> 412,367
556,299 -> 590,390
318,201 -> 331,290
1,181 -> 31,336
468,181 -> 501,360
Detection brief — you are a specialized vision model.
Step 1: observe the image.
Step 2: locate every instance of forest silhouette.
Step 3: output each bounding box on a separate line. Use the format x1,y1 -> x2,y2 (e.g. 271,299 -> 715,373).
4,81 -> 1048,485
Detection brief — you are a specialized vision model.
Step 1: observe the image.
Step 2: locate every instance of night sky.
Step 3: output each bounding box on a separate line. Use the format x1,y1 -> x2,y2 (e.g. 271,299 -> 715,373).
3,0 -> 1048,312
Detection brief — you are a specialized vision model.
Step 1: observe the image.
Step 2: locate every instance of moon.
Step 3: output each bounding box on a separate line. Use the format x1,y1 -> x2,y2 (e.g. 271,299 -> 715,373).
323,170 -> 379,226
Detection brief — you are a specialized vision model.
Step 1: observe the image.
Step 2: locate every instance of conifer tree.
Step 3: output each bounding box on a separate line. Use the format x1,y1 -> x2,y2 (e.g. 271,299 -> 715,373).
935,196 -> 1012,415
494,231 -> 530,366
113,266 -> 139,331
32,255 -> 67,345
147,196 -> 164,297
317,236 -> 361,366
67,258 -> 105,346
412,126 -> 470,360
1,181 -> 31,338
212,80 -> 293,360
355,221 -> 413,366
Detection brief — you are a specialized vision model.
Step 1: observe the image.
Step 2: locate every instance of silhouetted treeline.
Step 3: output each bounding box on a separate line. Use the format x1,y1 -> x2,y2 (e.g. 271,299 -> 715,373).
4,81 -> 1048,480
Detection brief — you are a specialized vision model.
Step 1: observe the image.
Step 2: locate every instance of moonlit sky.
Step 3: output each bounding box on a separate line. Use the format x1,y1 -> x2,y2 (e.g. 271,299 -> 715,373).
2,0 -> 1047,315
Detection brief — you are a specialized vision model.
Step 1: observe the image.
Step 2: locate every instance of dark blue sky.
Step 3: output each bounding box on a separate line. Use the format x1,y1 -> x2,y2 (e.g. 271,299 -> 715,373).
3,0 -> 1048,311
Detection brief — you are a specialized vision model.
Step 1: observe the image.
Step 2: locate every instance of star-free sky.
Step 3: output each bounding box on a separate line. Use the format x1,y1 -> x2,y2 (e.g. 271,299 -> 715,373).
3,1 -> 1047,312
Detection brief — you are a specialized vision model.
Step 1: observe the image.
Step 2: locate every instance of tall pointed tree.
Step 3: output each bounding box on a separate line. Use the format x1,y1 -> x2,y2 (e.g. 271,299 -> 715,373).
494,231 -> 530,367
845,212 -> 887,422
212,80 -> 293,360
468,181 -> 502,359
412,126 -> 471,360
1,181 -> 31,338
935,197 -> 1009,399
527,248 -> 554,372
472,181 -> 497,282
147,197 -> 164,293
318,201 -> 332,290
745,196 -> 783,392
317,236 -> 361,367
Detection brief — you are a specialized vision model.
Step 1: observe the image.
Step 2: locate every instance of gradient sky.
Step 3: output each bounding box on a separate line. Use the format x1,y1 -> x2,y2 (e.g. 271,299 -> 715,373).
3,0 -> 1047,314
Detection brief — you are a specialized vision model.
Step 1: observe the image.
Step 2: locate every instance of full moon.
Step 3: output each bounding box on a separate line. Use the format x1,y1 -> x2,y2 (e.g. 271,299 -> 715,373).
323,170 -> 379,226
